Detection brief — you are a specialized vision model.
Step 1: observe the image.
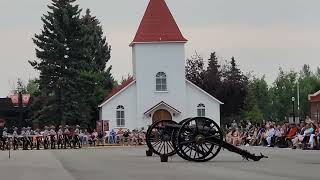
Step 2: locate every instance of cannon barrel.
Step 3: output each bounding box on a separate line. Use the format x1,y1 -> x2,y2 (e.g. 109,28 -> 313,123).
208,136 -> 268,161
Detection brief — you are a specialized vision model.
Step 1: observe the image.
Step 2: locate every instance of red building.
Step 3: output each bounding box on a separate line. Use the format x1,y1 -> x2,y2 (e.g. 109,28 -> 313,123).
309,90 -> 320,122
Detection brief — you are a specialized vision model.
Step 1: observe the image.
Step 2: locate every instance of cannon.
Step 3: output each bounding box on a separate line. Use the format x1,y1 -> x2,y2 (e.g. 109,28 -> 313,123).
146,117 -> 268,162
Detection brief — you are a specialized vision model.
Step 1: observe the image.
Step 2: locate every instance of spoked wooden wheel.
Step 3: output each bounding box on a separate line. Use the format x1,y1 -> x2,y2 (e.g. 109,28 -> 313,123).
177,117 -> 223,162
146,120 -> 177,156
172,118 -> 192,161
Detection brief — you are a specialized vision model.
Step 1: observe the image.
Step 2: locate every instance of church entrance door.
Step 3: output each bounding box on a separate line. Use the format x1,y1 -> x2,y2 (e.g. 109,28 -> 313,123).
152,109 -> 172,123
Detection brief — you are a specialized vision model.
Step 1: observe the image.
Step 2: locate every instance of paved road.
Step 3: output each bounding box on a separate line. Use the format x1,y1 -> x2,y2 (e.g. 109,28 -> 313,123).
0,146 -> 319,180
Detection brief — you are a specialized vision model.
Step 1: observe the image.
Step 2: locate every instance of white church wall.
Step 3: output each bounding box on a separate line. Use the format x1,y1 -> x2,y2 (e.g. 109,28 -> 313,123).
132,42 -> 187,126
100,83 -> 137,130
186,81 -> 221,126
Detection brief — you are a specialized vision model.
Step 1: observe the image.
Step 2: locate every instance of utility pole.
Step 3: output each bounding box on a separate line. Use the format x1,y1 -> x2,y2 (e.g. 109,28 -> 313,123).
292,97 -> 295,123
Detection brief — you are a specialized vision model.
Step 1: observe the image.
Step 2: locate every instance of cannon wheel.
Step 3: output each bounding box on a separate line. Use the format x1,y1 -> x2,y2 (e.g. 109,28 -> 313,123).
146,120 -> 177,156
177,117 -> 223,162
172,118 -> 192,161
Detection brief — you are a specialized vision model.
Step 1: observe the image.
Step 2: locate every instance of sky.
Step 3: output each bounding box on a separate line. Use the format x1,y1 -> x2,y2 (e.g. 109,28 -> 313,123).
0,0 -> 319,97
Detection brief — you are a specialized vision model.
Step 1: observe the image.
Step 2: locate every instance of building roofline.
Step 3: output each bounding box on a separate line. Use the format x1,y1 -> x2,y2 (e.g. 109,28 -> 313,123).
144,101 -> 181,115
98,80 -> 136,108
129,40 -> 187,47
186,80 -> 224,105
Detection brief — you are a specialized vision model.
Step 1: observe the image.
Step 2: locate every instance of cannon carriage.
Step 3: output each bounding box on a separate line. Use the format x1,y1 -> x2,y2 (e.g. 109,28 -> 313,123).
146,117 -> 268,162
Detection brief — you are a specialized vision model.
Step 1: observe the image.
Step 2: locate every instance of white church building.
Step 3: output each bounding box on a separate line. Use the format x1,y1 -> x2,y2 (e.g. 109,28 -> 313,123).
99,0 -> 223,130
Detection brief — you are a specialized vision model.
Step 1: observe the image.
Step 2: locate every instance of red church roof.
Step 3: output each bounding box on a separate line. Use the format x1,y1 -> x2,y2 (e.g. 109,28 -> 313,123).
131,0 -> 187,45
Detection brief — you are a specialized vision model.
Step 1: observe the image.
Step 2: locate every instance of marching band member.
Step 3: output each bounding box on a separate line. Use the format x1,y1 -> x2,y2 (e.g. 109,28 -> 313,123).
21,127 -> 28,150
12,127 -> 19,150
34,128 -> 41,150
43,126 -> 50,149
1,127 -> 8,150
49,125 -> 57,149
63,125 -> 71,149
73,125 -> 81,148
57,125 -> 64,149
26,127 -> 33,150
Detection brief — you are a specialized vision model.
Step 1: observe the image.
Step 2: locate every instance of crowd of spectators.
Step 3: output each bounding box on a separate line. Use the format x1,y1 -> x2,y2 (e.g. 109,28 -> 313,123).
79,128 -> 146,146
225,117 -> 320,150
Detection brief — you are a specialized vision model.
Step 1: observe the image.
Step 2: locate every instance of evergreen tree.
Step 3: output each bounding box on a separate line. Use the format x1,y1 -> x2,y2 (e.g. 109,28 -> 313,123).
243,76 -> 270,122
270,68 -> 298,121
203,52 -> 223,99
26,79 -> 40,96
29,1 -> 114,127
29,0 -> 83,126
221,57 -> 249,118
75,9 -> 114,127
185,52 -> 205,89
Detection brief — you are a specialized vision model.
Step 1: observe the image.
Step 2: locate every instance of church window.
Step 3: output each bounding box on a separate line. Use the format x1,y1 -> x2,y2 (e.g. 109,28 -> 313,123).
197,104 -> 206,117
156,72 -> 167,91
116,105 -> 125,127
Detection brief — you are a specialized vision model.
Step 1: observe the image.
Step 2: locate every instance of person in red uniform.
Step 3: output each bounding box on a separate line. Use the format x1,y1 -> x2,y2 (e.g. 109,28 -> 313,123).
286,123 -> 298,147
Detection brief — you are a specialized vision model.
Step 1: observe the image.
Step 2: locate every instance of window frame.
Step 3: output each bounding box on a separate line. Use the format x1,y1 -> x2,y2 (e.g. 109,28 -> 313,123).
155,72 -> 167,92
116,105 -> 125,127
197,103 -> 206,117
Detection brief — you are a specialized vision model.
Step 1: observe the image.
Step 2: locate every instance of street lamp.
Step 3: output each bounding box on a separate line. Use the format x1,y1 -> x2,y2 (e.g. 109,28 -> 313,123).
292,97 -> 295,123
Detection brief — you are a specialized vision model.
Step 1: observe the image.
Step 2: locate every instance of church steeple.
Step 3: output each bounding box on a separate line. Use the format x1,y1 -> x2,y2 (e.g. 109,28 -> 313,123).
130,0 -> 187,46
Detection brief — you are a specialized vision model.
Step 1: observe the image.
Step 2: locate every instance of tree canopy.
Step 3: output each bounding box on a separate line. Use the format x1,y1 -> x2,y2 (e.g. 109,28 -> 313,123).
29,0 -> 114,128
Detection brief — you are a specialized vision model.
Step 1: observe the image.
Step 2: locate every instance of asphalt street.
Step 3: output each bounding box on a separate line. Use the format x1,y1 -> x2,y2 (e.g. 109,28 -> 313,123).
0,146 -> 319,180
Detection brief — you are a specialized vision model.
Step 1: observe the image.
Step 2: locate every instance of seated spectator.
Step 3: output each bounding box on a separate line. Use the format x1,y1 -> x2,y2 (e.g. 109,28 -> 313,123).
226,128 -> 234,144
286,123 -> 298,147
89,129 -> 98,146
239,130 -> 247,145
260,125 -> 269,146
249,127 -> 259,146
122,129 -> 131,146
266,125 -> 275,147
82,129 -> 89,145
117,128 -> 124,144
298,122 -> 306,135
275,125 -> 282,138
316,122 -> 320,149
231,120 -> 238,128
292,122 -> 314,149
257,125 -> 266,145
305,122 -> 317,149
109,129 -> 117,144
97,130 -> 104,146
231,128 -> 241,146
130,129 -> 139,146
138,128 -> 146,145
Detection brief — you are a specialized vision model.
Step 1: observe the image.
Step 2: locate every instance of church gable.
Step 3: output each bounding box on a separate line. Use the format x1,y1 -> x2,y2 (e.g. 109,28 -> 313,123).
186,80 -> 223,105
99,77 -> 136,107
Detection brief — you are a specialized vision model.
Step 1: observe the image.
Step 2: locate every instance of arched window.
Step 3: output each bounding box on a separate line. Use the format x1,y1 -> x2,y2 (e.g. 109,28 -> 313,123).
156,72 -> 167,91
116,105 -> 125,127
197,104 -> 206,117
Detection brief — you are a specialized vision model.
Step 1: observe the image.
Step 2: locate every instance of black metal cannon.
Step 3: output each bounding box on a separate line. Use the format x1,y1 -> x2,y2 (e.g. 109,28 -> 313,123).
146,117 -> 268,162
